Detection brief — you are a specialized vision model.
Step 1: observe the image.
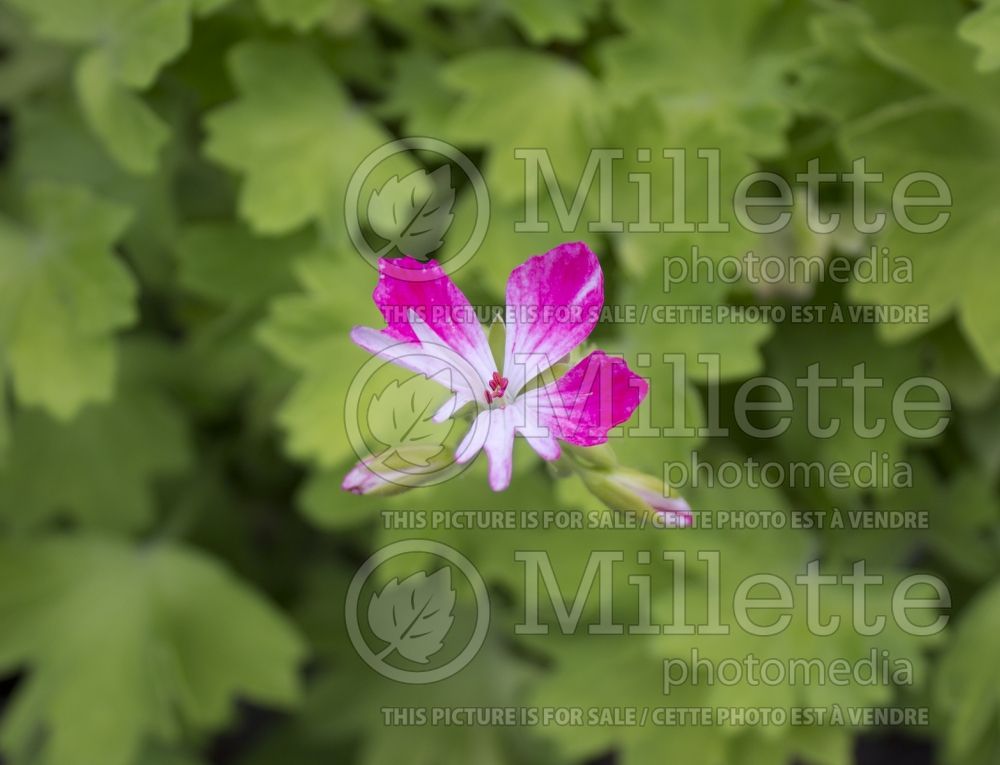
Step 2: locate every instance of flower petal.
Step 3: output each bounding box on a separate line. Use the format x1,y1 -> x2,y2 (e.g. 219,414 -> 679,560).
350,324 -> 479,408
654,496 -> 693,528
525,351 -> 648,447
454,405 -> 518,491
521,431 -> 561,461
482,407 -> 517,491
503,242 -> 603,397
455,410 -> 490,465
370,257 -> 494,384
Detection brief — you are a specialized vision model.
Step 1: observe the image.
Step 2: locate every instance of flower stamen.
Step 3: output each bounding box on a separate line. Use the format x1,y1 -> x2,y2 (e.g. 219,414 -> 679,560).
486,371 -> 509,404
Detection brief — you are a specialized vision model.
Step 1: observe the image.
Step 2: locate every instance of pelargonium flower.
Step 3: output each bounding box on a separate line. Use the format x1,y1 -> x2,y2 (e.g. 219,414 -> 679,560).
347,242 -> 648,491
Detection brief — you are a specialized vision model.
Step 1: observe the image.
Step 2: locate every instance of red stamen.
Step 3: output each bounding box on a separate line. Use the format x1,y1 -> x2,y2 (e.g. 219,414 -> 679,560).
486,372 -> 508,403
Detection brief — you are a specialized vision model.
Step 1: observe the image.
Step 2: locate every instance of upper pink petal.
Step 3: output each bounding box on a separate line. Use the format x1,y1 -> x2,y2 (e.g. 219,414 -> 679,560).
351,318 -> 481,410
526,351 -> 648,447
370,257 -> 494,383
502,242 -> 603,397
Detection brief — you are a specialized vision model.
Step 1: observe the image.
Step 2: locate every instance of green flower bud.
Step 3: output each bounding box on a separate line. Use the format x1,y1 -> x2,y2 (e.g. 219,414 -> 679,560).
579,467 -> 692,527
342,447 -> 458,496
563,442 -> 618,470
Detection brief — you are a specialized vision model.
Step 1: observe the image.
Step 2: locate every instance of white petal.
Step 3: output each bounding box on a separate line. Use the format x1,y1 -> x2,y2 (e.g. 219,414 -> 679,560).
456,410 -> 491,464
408,309 -> 492,392
521,431 -> 561,461
482,408 -> 516,491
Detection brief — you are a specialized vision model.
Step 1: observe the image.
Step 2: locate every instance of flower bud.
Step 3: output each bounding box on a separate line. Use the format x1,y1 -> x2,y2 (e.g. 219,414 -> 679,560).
581,467 -> 692,528
579,470 -> 650,515
341,457 -> 413,496
563,442 -> 618,470
341,448 -> 458,496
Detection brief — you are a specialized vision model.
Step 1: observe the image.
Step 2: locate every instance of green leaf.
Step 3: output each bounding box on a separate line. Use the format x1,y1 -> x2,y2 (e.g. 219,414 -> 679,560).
138,746 -> 209,765
598,0 -> 803,156
960,0 -> 1000,72
6,0 -> 191,172
377,49 -> 459,137
298,467 -> 378,529
101,0 -> 192,89
269,336 -> 365,466
257,247 -> 382,467
295,566 -> 543,765
598,104 -> 774,402
177,223 -> 301,308
764,320 -> 946,493
237,723 -> 351,765
0,357 -> 8,463
823,458 -> 1000,580
796,10 -> 924,123
193,0 -> 236,14
497,0 -> 600,43
842,101 -> 1000,372
0,182 -> 135,419
204,41 -> 410,236
442,49 -> 604,204
0,7 -> 70,102
925,323 -> 998,409
75,51 -> 171,175
257,0 -> 341,31
5,0 -> 191,88
0,349 -> 191,532
936,578 -> 1000,763
439,190 -> 594,297
175,224 -> 303,418
823,18 -> 1000,372
0,535 -> 306,765
863,24 -> 1000,126
12,96 -> 178,284
527,636 -> 727,765
962,400 -> 1000,481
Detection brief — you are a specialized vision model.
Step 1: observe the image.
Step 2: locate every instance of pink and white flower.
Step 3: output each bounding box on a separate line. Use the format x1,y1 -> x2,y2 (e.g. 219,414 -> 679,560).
347,242 -> 648,491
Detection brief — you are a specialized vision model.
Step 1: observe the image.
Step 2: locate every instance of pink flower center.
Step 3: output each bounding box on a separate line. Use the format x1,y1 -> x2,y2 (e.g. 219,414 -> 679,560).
484,371 -> 509,405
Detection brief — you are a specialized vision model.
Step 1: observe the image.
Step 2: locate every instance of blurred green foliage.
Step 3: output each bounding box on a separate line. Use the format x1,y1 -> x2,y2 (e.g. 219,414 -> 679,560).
0,0 -> 999,764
